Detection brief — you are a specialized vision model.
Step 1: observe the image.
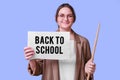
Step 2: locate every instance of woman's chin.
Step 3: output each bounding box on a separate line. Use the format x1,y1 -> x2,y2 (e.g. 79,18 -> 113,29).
61,27 -> 71,31
61,25 -> 70,28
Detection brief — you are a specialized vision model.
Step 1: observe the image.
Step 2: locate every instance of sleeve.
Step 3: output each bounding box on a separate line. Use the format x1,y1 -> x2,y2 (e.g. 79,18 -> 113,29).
83,38 -> 91,63
28,59 -> 43,76
83,38 -> 94,80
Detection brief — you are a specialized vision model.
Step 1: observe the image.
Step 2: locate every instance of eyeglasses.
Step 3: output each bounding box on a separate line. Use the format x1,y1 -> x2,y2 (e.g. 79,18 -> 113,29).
58,14 -> 74,19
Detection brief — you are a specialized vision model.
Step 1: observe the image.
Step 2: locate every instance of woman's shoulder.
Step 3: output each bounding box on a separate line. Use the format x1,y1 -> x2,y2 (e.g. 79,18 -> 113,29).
75,33 -> 89,44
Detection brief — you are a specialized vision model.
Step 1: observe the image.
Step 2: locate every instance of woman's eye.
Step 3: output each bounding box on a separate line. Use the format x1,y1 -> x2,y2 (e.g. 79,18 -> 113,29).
58,14 -> 73,18
59,14 -> 64,17
68,15 -> 73,18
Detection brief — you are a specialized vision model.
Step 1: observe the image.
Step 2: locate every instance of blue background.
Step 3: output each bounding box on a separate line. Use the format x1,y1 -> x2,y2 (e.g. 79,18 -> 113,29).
0,0 -> 120,80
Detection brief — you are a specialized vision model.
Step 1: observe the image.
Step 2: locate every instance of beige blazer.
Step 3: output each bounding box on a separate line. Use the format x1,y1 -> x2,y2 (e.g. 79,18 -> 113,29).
28,30 -> 93,80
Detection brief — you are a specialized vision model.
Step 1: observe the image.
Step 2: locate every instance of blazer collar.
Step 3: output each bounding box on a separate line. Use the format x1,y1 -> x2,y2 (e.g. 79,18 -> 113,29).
56,29 -> 81,43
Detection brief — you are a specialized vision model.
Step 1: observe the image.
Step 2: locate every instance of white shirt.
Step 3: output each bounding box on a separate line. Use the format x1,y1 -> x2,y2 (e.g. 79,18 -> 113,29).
59,40 -> 76,80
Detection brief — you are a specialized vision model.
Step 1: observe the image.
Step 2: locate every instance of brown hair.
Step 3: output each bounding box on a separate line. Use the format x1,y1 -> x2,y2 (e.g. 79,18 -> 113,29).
55,3 -> 76,23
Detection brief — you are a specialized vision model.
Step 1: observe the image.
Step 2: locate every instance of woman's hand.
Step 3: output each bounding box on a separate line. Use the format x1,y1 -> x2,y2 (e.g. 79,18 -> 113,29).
85,59 -> 96,74
24,47 -> 35,60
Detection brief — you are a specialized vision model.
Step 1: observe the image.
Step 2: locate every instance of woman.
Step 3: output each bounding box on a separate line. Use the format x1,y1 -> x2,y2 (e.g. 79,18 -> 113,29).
24,3 -> 96,80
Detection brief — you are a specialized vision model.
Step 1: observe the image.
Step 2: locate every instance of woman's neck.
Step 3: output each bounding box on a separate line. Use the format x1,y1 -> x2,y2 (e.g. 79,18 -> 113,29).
59,27 -> 71,32
58,28 -> 75,40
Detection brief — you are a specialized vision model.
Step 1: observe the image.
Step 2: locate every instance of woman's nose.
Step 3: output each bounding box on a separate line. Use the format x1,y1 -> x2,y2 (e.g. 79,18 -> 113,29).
64,16 -> 68,21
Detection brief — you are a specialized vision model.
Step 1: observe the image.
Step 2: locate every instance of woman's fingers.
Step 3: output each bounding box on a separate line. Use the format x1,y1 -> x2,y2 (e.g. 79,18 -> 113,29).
24,47 -> 33,52
25,54 -> 33,60
24,49 -> 34,54
24,47 -> 35,60
88,62 -> 96,74
85,60 -> 96,74
25,52 -> 34,57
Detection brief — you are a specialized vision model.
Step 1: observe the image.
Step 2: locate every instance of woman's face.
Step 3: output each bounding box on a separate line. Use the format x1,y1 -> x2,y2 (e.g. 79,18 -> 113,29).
57,7 -> 74,31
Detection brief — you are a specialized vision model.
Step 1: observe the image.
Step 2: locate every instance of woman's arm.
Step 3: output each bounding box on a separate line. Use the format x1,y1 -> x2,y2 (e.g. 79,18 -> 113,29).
24,47 -> 43,76
84,39 -> 96,80
28,59 -> 43,76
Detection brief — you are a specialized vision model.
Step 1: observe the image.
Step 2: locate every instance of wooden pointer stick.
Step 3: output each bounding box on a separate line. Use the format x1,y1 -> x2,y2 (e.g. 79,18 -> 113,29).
87,23 -> 100,80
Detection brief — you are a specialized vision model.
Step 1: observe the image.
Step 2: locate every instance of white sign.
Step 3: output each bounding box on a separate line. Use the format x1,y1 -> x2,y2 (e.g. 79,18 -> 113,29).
28,32 -> 73,60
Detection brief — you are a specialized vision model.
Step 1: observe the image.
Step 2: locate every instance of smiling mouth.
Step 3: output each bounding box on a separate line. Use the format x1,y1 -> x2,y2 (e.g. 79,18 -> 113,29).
62,22 -> 69,24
